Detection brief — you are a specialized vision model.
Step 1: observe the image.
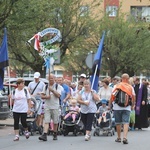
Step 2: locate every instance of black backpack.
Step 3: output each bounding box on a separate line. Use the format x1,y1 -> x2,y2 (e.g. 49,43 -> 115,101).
115,89 -> 132,107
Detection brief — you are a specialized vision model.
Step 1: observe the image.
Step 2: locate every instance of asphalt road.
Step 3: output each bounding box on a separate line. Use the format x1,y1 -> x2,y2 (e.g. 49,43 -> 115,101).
0,126 -> 150,150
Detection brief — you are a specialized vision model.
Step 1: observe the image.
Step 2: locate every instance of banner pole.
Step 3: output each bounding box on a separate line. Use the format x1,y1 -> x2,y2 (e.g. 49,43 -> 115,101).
7,66 -> 12,110
91,64 -> 98,90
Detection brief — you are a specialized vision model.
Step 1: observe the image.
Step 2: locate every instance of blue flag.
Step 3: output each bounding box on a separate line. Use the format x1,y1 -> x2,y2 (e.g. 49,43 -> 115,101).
0,28 -> 9,90
90,32 -> 105,92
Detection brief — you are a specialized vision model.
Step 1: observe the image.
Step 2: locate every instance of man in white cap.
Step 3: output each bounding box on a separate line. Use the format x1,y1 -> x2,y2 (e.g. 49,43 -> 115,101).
28,72 -> 45,132
79,73 -> 87,85
80,73 -> 86,81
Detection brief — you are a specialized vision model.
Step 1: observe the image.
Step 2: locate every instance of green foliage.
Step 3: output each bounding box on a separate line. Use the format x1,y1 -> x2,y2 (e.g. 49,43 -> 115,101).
3,0 -> 100,76
0,0 -> 149,78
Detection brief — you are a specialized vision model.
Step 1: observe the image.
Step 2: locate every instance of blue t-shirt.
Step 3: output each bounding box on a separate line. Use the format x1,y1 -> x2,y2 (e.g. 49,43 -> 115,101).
60,84 -> 70,105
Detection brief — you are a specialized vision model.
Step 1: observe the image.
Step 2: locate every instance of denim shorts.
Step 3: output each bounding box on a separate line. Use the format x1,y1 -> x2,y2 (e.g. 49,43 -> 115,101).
114,110 -> 130,124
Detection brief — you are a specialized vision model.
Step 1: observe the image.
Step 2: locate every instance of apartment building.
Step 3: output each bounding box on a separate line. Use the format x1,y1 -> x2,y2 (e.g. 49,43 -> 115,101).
54,0 -> 150,80
83,0 -> 150,21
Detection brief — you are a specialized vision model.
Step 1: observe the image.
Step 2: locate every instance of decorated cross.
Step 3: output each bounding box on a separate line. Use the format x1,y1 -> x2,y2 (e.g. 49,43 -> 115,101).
28,28 -> 61,73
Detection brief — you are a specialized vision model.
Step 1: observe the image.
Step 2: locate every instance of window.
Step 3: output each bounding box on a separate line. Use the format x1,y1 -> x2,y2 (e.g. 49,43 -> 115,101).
131,6 -> 150,22
106,6 -> 118,17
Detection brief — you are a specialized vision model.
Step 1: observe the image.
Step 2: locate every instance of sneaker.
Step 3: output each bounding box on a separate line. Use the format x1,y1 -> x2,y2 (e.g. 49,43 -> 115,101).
85,134 -> 91,141
53,132 -> 58,140
13,135 -> 19,141
24,131 -> 30,139
39,134 -> 47,141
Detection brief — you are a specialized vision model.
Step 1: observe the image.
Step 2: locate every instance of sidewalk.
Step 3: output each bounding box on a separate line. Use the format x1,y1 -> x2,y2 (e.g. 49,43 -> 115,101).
0,118 -> 13,127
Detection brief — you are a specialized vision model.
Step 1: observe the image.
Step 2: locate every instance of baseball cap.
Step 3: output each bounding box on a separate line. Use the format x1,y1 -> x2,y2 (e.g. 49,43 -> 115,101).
34,72 -> 40,78
80,74 -> 86,78
101,99 -> 107,104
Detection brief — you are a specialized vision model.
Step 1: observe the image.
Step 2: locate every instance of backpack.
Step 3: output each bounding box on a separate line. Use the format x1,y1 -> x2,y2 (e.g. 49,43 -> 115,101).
13,88 -> 28,98
115,89 -> 132,107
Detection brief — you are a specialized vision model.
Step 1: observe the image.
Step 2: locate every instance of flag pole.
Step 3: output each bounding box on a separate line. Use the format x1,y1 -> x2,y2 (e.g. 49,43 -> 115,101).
7,66 -> 12,110
91,64 -> 98,90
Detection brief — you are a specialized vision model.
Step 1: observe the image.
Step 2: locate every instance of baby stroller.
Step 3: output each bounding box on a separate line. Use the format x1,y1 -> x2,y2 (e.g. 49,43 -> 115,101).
62,111 -> 84,136
93,110 -> 115,136
19,96 -> 43,136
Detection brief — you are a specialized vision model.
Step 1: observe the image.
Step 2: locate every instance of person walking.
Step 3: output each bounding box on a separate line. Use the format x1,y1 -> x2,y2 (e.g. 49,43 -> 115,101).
11,78 -> 31,141
133,77 -> 149,129
38,74 -> 62,141
28,72 -> 45,130
109,73 -> 135,144
98,78 -> 113,102
57,77 -> 70,115
77,80 -> 100,141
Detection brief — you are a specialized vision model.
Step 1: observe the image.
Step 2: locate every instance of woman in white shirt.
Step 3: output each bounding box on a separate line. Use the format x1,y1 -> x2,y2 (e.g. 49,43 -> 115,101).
98,78 -> 113,104
78,80 -> 99,141
12,78 -> 31,141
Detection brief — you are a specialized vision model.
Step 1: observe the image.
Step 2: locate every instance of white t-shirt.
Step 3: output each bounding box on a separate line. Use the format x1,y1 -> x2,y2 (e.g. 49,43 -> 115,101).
113,86 -> 135,111
98,86 -> 113,101
79,90 -> 97,114
12,88 -> 31,113
28,80 -> 45,95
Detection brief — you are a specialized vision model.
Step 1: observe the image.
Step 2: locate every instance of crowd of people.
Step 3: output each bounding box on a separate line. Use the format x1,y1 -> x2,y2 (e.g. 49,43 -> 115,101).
11,72 -> 150,144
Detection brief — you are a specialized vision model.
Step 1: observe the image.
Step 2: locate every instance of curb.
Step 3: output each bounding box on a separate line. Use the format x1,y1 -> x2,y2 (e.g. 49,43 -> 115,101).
0,124 -> 13,127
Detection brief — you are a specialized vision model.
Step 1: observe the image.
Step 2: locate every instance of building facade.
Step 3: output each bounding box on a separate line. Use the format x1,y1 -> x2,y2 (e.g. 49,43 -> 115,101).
84,0 -> 150,21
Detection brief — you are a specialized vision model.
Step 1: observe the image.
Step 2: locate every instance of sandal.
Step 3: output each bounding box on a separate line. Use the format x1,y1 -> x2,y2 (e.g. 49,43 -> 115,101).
115,138 -> 121,143
13,135 -> 19,141
123,138 -> 128,144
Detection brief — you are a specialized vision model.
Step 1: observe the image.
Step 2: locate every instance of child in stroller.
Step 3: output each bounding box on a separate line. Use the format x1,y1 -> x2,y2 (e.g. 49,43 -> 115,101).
62,98 -> 84,136
97,99 -> 108,125
63,98 -> 80,123
93,99 -> 115,136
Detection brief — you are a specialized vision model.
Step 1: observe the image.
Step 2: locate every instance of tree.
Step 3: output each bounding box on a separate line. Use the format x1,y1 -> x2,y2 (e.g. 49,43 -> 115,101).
86,12 -> 150,77
0,0 -> 18,30
5,0 -> 101,77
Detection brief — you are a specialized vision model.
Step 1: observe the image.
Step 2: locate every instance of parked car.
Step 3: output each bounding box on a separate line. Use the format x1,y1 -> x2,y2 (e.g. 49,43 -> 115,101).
4,78 -> 49,108
3,83 -> 17,108
4,77 -> 48,86
0,90 -> 10,120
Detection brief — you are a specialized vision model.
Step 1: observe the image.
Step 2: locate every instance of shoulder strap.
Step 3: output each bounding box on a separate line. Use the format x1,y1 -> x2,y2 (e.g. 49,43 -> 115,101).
13,89 -> 15,96
55,83 -> 58,90
24,88 -> 27,97
31,81 -> 40,95
45,84 -> 48,90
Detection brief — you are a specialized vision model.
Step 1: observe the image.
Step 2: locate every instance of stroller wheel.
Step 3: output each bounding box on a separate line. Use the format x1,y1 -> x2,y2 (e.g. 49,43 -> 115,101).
57,131 -> 62,135
38,127 -> 43,135
19,130 -> 23,136
93,131 -> 96,136
73,129 -> 78,136
63,131 -> 68,136
30,128 -> 34,136
96,132 -> 100,136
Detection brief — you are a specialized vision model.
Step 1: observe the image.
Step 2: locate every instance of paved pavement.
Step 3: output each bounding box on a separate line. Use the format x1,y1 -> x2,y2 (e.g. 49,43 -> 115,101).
0,126 -> 150,150
0,118 -> 13,127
